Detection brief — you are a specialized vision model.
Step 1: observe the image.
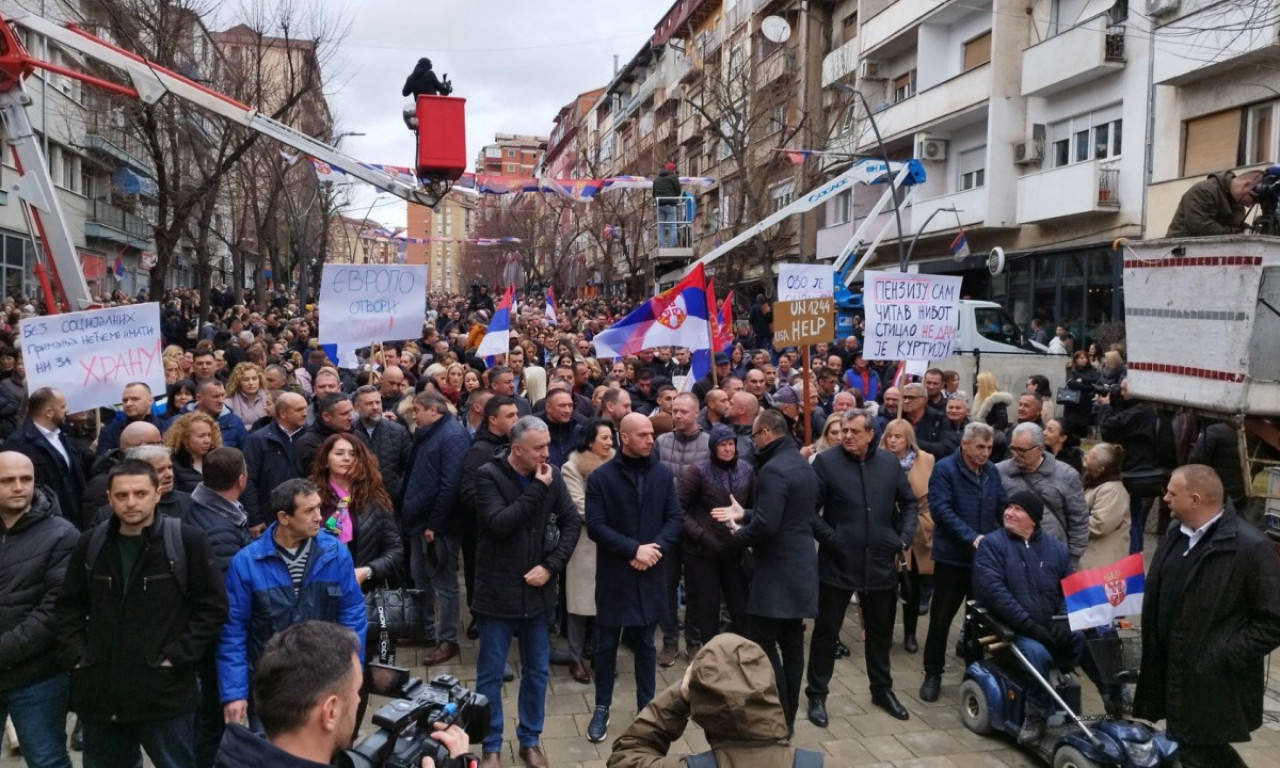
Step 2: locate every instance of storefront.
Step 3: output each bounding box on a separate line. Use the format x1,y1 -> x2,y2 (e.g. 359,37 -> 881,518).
0,229 -> 39,301
920,242 -> 1125,349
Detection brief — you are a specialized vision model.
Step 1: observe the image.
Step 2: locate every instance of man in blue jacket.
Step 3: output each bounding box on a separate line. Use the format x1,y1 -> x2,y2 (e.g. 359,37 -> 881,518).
402,390 -> 471,665
920,421 -> 1007,703
217,478 -> 366,731
973,490 -> 1097,744
584,413 -> 683,744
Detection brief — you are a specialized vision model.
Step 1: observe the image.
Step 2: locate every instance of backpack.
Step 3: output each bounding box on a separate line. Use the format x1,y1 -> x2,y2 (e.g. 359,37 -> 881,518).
85,515 -> 189,596
686,747 -> 823,768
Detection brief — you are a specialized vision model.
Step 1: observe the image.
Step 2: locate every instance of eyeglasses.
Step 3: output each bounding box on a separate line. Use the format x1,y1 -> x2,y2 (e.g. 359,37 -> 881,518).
903,395 -> 924,401
1009,445 -> 1042,455
751,428 -> 768,438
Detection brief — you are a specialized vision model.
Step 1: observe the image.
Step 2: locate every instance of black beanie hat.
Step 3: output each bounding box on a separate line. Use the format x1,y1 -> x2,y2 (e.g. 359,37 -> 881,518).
1007,489 -> 1044,525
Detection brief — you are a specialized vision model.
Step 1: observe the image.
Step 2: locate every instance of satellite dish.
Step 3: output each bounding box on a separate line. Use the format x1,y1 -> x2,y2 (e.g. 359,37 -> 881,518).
761,15 -> 792,43
988,246 -> 1006,276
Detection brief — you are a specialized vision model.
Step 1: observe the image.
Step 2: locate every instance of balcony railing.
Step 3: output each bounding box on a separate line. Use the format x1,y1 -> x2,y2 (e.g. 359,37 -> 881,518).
92,200 -> 152,241
1098,166 -> 1120,207
1105,25 -> 1126,62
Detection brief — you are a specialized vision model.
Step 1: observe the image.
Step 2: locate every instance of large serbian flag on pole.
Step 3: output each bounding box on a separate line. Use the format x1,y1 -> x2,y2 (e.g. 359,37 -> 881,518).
594,264 -> 711,359
477,286 -> 515,360
1062,553 -> 1145,631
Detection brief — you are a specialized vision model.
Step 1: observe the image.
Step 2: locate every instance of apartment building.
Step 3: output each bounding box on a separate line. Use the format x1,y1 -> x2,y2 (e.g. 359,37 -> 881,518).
475,133 -> 547,177
1145,0 -> 1280,235
813,0 -> 1150,342
406,190 -> 476,292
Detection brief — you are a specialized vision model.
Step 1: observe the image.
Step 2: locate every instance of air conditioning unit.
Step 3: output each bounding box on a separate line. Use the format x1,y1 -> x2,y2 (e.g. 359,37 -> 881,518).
859,59 -> 885,80
1014,139 -> 1044,165
918,139 -> 948,162
1146,0 -> 1179,16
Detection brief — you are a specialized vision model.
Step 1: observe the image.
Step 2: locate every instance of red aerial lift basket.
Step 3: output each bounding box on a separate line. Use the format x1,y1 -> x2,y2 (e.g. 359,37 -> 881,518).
416,95 -> 466,183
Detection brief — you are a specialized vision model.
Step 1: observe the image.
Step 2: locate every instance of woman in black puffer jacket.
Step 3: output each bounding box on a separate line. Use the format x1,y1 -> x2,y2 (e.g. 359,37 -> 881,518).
678,424 -> 755,644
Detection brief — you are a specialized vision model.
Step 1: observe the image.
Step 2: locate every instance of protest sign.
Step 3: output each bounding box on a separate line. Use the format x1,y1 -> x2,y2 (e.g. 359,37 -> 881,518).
20,303 -> 164,412
863,271 -> 962,361
777,264 -> 833,302
319,264 -> 427,351
772,297 -> 835,351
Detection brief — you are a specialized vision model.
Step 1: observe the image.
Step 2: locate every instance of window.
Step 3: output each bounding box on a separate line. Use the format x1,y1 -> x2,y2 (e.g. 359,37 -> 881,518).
1048,107 -> 1123,168
962,31 -> 992,72
1245,102 -> 1277,166
769,105 -> 786,133
507,149 -> 515,158
892,70 -> 916,103
1182,109 -> 1241,176
506,164 -> 515,173
958,147 -> 986,191
831,190 -> 851,225
842,105 -> 857,135
769,181 -> 794,212
842,12 -> 859,43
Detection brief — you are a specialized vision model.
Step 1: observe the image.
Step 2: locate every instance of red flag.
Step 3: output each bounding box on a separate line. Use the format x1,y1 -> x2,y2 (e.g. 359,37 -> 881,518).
715,291 -> 735,353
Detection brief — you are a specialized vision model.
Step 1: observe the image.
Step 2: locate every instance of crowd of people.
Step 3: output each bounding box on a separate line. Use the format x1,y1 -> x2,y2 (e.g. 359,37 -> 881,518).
0,283 -> 1277,768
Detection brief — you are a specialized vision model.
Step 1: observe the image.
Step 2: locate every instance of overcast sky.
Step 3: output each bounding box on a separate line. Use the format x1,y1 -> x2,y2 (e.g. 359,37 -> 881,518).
317,0 -> 676,229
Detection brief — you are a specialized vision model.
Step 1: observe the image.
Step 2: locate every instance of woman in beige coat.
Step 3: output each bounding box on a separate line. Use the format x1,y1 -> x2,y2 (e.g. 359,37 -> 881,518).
1080,442 -> 1131,570
561,418 -> 616,684
881,418 -> 935,653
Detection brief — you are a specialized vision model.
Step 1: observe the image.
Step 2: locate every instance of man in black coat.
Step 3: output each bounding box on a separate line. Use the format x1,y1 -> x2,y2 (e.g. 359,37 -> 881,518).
352,386 -> 411,512
2,387 -> 87,529
583,413 -> 683,744
714,409 -> 819,736
1094,378 -> 1160,554
469,416 -> 580,767
902,382 -> 958,458
807,409 -> 917,725
1134,465 -> 1280,767
241,392 -> 307,529
0,452 -> 79,768
55,459 -> 227,768
293,393 -> 354,476
186,447 -> 251,768
458,394 -> 520,635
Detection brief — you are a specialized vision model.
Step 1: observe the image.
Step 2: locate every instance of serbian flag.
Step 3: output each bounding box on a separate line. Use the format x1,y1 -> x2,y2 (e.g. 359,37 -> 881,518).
715,291 -> 735,352
594,264 -> 711,359
949,229 -> 971,260
1062,554 -> 1145,631
545,287 -> 558,326
112,255 -> 125,279
477,286 -> 514,360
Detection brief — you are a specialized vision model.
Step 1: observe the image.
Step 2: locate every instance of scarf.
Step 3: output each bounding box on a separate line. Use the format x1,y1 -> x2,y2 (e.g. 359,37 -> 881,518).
326,481 -> 354,543
899,449 -> 916,472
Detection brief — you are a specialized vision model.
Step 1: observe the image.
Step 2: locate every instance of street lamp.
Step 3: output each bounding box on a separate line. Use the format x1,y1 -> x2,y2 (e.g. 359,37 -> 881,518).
837,84 -> 907,271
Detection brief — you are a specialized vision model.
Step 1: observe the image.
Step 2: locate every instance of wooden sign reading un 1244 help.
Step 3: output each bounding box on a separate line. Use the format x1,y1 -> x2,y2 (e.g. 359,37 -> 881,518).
773,297 -> 835,351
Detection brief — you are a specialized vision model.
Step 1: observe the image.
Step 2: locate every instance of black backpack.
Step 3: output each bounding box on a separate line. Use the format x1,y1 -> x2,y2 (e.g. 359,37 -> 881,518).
686,748 -> 823,768
85,515 -> 189,596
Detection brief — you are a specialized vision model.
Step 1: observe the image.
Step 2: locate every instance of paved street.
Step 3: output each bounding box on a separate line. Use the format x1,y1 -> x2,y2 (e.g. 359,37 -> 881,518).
6,544 -> 1280,767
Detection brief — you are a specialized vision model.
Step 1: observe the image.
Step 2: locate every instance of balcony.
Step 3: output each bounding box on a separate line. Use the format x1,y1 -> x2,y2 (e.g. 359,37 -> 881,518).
85,200 -> 153,249
862,63 -> 991,145
82,114 -> 154,176
757,47 -> 794,86
1022,15 -> 1126,97
1153,0 -> 1280,84
1016,160 -> 1121,224
655,118 -> 674,144
912,187 -> 988,234
822,37 -> 859,87
678,115 -> 704,145
861,0 -> 937,54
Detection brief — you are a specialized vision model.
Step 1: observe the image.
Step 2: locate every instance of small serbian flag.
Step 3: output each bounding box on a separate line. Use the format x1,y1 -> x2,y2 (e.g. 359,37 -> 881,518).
1062,554 -> 1145,631
112,255 -> 125,279
949,230 -> 971,260
545,287 -> 558,326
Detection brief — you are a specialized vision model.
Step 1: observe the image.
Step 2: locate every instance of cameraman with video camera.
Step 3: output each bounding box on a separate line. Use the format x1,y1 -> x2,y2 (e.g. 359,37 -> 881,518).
214,621 -> 474,768
1166,168 -> 1263,237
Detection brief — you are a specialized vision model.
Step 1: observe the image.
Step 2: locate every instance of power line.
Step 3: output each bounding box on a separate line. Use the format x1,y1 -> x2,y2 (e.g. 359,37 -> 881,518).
342,31 -> 652,55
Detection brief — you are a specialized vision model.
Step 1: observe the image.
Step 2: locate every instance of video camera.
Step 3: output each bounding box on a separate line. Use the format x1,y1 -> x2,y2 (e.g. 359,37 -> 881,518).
338,665 -> 489,768
1250,166 -> 1280,235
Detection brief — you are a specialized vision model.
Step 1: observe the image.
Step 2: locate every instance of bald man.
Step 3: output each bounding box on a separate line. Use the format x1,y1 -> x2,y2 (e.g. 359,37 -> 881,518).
727,391 -> 760,465
1135,464 -> 1280,766
82,420 -> 163,526
0,451 -> 79,768
583,413 -> 684,743
241,391 -> 308,528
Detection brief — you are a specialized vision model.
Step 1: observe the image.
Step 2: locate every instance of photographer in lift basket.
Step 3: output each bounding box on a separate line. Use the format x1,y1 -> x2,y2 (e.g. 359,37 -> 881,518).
213,622 -> 475,768
1164,167 -> 1265,237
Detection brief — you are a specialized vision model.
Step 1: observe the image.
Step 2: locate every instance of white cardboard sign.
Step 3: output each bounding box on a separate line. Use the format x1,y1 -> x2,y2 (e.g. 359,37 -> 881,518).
318,264 -> 428,350
863,270 -> 962,361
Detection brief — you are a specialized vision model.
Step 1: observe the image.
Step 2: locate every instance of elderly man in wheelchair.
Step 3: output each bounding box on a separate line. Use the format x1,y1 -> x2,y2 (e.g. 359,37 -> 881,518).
969,490 -> 1116,743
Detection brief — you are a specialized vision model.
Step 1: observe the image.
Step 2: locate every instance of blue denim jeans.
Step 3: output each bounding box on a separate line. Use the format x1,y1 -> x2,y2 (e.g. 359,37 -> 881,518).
0,674 -> 73,768
1129,496 -> 1148,554
408,534 -> 439,642
430,534 -> 461,644
475,613 -> 550,754
82,711 -> 194,768
658,205 -> 678,247
1012,632 -> 1097,714
594,623 -> 657,712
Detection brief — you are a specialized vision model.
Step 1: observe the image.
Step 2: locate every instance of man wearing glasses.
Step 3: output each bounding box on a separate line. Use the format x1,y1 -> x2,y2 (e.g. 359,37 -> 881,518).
996,422 -> 1088,567
901,382 -> 958,458
711,409 -> 818,737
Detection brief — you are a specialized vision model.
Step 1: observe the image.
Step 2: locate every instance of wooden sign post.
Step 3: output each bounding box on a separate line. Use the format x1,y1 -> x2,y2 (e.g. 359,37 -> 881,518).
773,296 -> 835,446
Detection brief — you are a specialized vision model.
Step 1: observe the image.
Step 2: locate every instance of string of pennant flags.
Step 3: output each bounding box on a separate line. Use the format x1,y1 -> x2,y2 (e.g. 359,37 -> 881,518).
355,229 -> 523,246
306,157 -> 716,202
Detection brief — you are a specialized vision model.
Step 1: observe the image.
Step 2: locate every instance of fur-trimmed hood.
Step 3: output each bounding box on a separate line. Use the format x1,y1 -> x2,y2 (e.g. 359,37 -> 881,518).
975,390 -> 1015,423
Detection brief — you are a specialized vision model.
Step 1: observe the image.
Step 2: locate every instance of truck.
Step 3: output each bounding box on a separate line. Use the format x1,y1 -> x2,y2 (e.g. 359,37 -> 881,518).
1119,234 -> 1280,548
